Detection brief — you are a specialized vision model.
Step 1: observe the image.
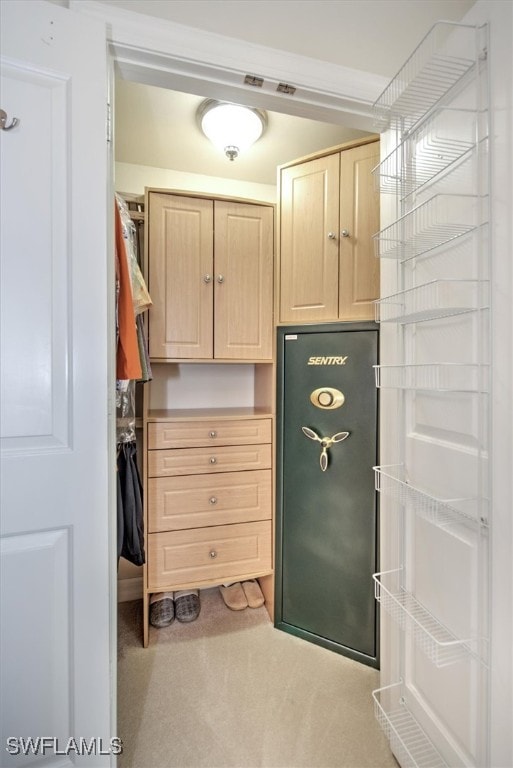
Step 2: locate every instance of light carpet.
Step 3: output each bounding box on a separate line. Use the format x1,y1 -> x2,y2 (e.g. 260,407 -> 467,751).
117,588 -> 397,768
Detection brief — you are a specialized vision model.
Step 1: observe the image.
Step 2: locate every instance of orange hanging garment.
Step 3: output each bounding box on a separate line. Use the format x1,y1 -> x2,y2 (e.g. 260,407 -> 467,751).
115,202 -> 142,380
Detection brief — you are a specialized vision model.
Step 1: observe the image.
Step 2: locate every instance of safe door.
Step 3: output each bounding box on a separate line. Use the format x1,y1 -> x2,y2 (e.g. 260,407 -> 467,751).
275,323 -> 379,667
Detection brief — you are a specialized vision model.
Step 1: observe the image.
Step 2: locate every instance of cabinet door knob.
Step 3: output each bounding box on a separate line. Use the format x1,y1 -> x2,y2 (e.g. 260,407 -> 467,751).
327,232 -> 337,240
209,430 -> 217,438
209,496 -> 218,505
210,456 -> 217,464
217,274 -> 225,284
340,229 -> 350,237
209,550 -> 217,559
203,274 -> 212,283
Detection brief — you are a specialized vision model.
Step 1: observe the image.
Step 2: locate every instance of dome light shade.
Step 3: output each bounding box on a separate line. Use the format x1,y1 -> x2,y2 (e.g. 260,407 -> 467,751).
198,100 -> 267,161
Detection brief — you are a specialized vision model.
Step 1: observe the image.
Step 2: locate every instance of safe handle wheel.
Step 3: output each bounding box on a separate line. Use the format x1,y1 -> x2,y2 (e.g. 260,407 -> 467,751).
301,426 -> 350,471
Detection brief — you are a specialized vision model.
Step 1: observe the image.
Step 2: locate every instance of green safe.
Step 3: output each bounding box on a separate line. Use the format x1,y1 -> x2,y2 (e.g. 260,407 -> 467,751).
275,323 -> 379,668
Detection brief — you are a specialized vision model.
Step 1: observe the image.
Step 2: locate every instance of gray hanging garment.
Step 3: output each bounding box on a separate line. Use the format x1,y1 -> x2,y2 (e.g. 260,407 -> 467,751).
117,441 -> 145,566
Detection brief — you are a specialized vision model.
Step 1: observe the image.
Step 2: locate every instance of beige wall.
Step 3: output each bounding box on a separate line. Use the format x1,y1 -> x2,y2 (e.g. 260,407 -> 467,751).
119,558 -> 141,579
115,161 -> 276,203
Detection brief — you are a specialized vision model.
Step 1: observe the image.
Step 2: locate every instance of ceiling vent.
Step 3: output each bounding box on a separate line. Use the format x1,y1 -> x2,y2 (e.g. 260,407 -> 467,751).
244,74 -> 264,87
277,83 -> 296,95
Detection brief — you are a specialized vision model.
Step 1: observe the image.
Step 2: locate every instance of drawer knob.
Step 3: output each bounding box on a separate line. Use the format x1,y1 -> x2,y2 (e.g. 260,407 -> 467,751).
210,456 -> 217,464
209,550 -> 217,559
209,496 -> 218,505
209,430 -> 217,438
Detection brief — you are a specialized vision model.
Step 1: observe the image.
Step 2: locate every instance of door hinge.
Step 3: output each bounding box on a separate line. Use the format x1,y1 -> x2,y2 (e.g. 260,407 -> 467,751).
106,101 -> 112,144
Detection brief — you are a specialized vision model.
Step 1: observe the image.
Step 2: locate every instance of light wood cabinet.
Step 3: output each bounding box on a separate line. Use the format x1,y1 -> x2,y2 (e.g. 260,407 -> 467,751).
148,469 -> 272,532
278,137 -> 380,323
147,194 -> 213,359
147,192 -> 273,360
147,442 -> 272,478
142,410 -> 273,646
148,521 -> 272,591
148,417 -> 271,449
141,188 -> 276,646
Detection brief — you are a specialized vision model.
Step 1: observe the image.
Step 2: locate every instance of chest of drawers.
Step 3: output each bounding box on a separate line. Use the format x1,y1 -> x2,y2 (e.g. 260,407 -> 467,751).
144,414 -> 273,635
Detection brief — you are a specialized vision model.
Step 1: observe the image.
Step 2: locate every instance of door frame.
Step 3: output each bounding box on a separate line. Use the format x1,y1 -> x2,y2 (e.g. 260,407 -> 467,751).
70,0 -> 385,133
70,1 -> 512,762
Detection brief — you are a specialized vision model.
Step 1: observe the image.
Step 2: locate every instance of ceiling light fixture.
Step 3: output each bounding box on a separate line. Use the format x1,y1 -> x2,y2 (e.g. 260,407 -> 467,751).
197,99 -> 267,161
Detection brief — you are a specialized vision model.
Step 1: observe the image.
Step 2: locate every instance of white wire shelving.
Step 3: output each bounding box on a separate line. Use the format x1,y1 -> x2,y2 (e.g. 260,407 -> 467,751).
373,465 -> 486,529
373,108 -> 480,197
373,362 -> 488,392
373,22 -> 483,132
373,193 -> 482,261
373,682 -> 449,768
371,17 -> 490,767
373,569 -> 476,667
374,279 -> 487,324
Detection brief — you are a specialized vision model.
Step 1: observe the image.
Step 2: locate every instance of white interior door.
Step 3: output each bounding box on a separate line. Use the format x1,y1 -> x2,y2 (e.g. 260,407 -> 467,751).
375,20 -> 491,768
0,2 -> 114,765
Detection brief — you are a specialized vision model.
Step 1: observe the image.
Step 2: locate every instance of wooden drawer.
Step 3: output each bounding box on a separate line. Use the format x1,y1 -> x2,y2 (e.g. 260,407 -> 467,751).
148,418 -> 271,449
148,469 -> 271,532
148,521 -> 272,590
148,443 -> 272,477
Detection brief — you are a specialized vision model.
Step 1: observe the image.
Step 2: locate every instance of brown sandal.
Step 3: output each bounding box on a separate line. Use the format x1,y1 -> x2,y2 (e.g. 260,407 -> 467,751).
241,580 -> 265,608
219,583 -> 248,610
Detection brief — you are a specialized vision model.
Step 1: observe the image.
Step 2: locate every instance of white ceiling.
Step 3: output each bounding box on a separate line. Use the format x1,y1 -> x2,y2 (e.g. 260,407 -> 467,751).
105,0 -> 476,186
100,0 -> 476,77
114,81 -> 369,185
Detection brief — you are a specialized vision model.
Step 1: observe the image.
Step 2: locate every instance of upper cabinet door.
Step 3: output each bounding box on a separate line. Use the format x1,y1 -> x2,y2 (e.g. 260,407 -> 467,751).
148,193 -> 213,359
214,201 -> 274,360
279,154 -> 340,323
339,141 -> 380,321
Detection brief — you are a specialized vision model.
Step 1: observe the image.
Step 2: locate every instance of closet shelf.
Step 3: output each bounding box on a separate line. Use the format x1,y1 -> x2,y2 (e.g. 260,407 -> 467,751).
373,193 -> 484,261
373,21 -> 483,131
372,108 -> 480,197
374,569 -> 475,667
146,406 -> 273,422
373,682 -> 448,767
373,363 -> 488,393
374,279 -> 487,324
373,465 -> 487,528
